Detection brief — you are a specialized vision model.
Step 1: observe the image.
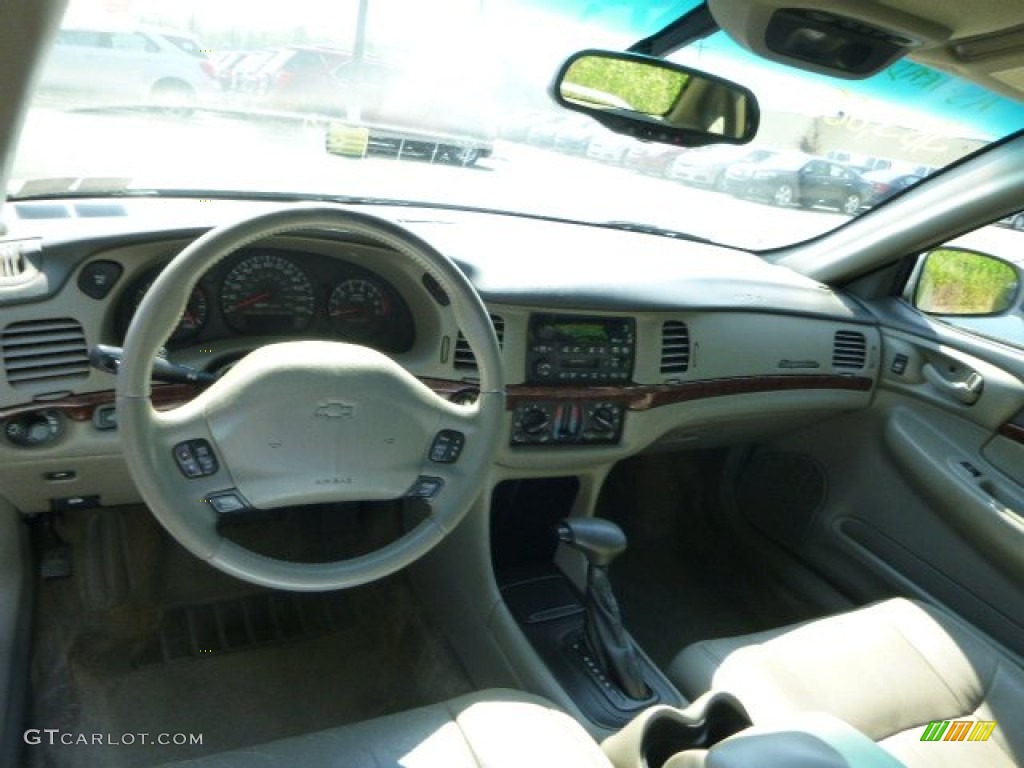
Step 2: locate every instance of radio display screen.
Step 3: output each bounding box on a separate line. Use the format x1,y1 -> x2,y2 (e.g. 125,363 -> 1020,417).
551,323 -> 609,343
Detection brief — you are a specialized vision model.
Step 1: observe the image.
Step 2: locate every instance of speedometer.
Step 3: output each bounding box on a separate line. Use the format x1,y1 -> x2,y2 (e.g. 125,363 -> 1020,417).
219,252 -> 316,334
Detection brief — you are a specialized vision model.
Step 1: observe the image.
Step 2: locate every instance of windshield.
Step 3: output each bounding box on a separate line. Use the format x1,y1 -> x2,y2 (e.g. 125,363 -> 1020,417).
11,0 -> 1024,250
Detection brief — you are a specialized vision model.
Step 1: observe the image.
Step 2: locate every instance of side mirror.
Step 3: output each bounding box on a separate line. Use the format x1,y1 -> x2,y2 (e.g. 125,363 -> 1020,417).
552,49 -> 759,148
914,248 -> 1020,316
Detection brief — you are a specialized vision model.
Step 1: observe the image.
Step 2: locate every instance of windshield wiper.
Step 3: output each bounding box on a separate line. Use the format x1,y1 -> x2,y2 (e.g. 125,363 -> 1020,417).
599,220 -> 712,244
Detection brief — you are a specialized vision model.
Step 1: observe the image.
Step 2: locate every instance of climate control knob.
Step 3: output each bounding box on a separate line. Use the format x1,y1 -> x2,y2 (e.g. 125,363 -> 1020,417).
519,408 -> 550,436
590,406 -> 617,433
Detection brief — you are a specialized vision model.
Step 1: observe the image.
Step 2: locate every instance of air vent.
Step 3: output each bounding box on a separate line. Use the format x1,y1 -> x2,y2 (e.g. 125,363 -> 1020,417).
0,240 -> 34,279
660,321 -> 690,374
454,315 -> 504,370
2,318 -> 90,388
833,330 -> 867,369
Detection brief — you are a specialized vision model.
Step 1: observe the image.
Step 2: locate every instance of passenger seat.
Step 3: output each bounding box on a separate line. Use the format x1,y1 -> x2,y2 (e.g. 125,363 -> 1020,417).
667,598 -> 1024,767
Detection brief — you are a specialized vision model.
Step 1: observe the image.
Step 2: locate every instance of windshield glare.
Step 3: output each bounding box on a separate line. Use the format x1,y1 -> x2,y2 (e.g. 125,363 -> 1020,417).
11,0 -> 1024,250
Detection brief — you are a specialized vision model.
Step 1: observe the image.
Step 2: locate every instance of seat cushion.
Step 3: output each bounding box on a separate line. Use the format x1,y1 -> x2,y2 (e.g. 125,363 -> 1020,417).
156,688 -> 612,768
667,598 -> 1024,767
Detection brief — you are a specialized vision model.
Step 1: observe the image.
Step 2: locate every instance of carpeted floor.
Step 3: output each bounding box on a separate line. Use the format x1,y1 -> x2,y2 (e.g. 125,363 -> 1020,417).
24,503 -> 473,768
597,450 -> 814,668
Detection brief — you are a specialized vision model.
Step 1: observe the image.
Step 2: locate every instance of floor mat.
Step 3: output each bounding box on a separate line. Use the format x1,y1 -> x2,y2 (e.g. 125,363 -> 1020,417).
24,504 -> 473,768
132,590 -> 355,666
597,451 -> 812,668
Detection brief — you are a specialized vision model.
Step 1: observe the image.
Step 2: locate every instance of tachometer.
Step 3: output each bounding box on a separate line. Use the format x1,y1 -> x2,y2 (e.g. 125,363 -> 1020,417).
121,277 -> 208,343
220,252 -> 315,334
327,278 -> 392,342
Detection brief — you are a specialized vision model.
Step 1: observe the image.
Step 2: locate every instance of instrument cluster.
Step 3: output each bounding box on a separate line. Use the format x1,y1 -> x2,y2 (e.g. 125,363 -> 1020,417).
115,248 -> 415,353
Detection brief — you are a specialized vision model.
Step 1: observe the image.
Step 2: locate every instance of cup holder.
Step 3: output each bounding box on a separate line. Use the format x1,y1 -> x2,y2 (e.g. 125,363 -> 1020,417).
603,692 -> 752,768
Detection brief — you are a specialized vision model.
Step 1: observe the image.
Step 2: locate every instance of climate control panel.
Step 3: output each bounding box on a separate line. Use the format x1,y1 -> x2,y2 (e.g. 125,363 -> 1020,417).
511,401 -> 624,446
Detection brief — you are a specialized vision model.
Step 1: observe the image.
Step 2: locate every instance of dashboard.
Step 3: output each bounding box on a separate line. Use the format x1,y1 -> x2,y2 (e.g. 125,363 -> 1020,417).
0,198 -> 881,514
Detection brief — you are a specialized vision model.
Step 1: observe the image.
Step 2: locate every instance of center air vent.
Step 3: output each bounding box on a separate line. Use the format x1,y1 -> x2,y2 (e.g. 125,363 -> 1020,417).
2,318 -> 90,388
833,330 -> 867,369
660,321 -> 690,374
454,315 -> 504,370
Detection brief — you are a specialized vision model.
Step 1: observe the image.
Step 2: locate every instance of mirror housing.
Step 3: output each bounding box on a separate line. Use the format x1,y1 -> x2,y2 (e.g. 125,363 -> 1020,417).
914,248 -> 1020,316
552,49 -> 759,148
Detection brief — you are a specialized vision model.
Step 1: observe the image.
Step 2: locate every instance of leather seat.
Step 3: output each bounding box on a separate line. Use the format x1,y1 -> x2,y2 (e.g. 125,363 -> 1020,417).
156,689 -> 612,768
667,598 -> 1024,767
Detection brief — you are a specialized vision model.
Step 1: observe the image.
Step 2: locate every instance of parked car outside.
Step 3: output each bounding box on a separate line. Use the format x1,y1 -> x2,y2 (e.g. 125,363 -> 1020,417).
585,134 -> 633,164
552,118 -> 599,155
38,23 -> 218,113
249,46 -> 353,113
622,144 -> 689,176
667,145 -> 775,190
861,169 -> 926,207
725,153 -> 871,214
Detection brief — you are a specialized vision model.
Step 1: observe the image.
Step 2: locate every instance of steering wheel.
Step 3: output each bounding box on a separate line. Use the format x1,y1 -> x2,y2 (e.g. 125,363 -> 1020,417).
117,206 -> 504,591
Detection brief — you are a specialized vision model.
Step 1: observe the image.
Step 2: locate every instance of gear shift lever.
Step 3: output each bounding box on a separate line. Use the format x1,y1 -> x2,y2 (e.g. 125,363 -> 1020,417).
556,518 -> 651,701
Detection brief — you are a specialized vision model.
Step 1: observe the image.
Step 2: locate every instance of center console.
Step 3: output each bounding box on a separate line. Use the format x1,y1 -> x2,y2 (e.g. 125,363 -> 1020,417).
511,314 -> 635,447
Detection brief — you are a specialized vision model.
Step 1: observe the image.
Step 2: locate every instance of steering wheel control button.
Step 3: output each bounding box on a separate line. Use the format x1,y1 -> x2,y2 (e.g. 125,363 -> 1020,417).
173,439 -> 219,478
205,491 -> 249,515
78,260 -> 123,299
407,476 -> 445,499
429,430 -> 465,463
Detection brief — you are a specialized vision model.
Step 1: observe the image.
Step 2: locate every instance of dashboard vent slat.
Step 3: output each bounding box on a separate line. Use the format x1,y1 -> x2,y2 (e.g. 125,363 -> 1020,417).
833,330 -> 867,369
454,315 -> 504,370
660,320 -> 690,374
2,318 -> 89,387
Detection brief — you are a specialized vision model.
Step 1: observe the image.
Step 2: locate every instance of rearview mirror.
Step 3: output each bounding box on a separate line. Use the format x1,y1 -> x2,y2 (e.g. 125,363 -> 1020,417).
552,49 -> 759,147
914,248 -> 1020,316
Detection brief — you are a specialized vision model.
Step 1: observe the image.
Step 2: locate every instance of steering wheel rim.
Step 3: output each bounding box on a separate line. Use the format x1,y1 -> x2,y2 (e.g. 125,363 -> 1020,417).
117,205 -> 504,591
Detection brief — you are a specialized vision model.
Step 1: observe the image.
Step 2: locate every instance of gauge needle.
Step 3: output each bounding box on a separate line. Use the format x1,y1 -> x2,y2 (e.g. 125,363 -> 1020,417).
228,292 -> 271,312
330,307 -> 363,317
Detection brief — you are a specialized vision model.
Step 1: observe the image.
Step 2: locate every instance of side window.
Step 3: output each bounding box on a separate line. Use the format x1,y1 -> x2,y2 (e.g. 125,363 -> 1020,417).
56,30 -> 104,48
908,226 -> 1023,348
108,33 -> 159,53
829,165 -> 850,178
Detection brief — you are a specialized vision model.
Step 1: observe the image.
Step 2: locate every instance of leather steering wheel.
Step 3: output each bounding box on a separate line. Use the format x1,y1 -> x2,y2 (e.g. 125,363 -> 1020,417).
117,206 -> 504,591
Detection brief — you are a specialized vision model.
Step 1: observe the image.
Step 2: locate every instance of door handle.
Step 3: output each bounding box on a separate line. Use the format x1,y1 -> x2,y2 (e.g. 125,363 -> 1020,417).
923,363 -> 984,405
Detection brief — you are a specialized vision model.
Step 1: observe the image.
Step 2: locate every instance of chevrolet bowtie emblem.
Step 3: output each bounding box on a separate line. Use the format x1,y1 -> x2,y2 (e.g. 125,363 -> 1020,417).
315,401 -> 355,419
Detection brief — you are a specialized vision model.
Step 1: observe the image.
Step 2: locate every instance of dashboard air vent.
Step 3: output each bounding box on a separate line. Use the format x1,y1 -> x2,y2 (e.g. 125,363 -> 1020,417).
833,330 -> 867,369
454,315 -> 504,370
0,247 -> 26,278
2,318 -> 89,388
660,321 -> 690,373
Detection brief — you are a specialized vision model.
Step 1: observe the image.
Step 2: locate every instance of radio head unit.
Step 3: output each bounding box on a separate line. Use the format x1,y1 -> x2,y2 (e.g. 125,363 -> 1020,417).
526,314 -> 634,384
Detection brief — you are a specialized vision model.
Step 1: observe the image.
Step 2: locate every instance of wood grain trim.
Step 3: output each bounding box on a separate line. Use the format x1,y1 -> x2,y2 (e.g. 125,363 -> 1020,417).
0,374 -> 873,425
999,422 -> 1024,446
0,384 -> 197,423
505,374 -> 873,411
